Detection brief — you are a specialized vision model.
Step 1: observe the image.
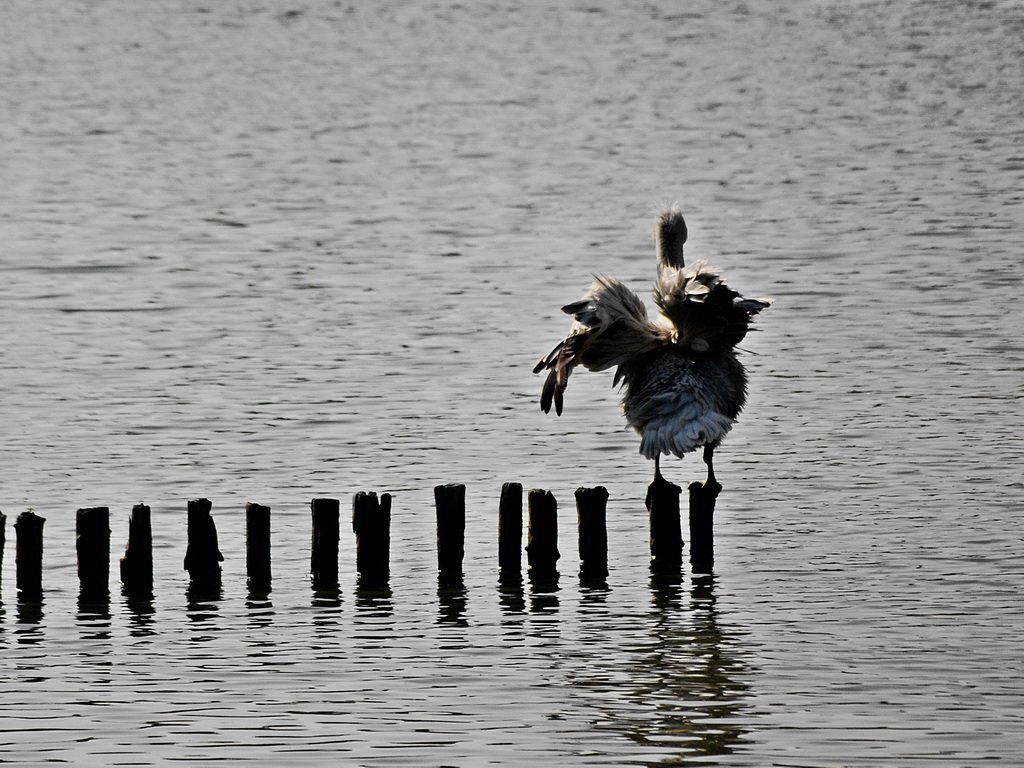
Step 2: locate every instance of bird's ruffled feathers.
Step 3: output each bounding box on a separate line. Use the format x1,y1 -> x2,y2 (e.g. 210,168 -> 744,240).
532,276 -> 668,415
654,262 -> 772,350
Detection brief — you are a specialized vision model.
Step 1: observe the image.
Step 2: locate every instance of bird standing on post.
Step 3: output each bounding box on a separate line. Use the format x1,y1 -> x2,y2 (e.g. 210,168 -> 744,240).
533,207 -> 772,487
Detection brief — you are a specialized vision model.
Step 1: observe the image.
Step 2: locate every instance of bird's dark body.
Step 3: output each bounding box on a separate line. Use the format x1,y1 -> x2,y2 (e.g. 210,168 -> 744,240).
621,347 -> 747,457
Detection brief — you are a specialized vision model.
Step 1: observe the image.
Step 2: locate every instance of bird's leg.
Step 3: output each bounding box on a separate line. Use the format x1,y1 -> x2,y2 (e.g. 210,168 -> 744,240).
702,446 -> 719,489
654,453 -> 664,483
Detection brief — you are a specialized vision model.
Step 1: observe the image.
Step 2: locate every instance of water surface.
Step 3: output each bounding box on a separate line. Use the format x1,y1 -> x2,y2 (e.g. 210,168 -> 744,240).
1,1 -> 1022,765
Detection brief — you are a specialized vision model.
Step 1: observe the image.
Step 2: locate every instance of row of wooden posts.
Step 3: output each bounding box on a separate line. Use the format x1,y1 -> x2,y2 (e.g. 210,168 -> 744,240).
0,477 -> 719,602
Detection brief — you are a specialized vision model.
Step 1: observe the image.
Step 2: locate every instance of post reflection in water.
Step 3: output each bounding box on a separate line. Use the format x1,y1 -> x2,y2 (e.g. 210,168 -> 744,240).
353,587 -> 393,660
528,571 -> 560,614
245,594 -> 279,658
311,592 -> 344,658
437,583 -> 468,626
124,591 -> 157,638
311,586 -> 342,611
186,589 -> 222,645
354,583 -> 393,619
15,596 -> 43,645
76,596 -> 113,643
497,575 -> 526,615
579,582 -> 610,612
573,574 -> 753,765
245,594 -> 275,631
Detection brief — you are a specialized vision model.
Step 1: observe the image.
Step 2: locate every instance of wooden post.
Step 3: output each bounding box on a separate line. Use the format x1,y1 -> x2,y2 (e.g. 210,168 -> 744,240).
498,482 -> 523,583
647,474 -> 683,575
353,491 -> 391,588
576,486 -> 609,582
311,498 -> 340,591
15,511 -> 45,600
183,498 -> 223,594
435,483 -> 465,585
76,506 -> 110,600
526,489 -> 559,581
246,502 -> 272,593
120,504 -> 153,598
688,480 -> 720,573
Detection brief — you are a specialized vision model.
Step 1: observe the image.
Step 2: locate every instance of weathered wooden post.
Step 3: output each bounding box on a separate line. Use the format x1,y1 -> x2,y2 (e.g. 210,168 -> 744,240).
246,502 -> 272,593
688,480 -> 720,573
120,503 -> 153,598
76,506 -> 110,601
15,511 -> 45,600
526,489 -> 559,582
311,498 -> 340,591
184,498 -> 223,594
435,483 -> 465,585
647,474 -> 683,575
576,486 -> 609,583
498,482 -> 523,583
353,491 -> 391,588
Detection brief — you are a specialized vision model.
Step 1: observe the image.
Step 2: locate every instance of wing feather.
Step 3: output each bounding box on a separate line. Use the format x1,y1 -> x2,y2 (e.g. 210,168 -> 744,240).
654,261 -> 773,349
534,276 -> 667,415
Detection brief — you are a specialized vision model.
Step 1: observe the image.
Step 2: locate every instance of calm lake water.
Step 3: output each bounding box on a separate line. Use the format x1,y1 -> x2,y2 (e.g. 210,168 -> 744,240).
1,0 -> 1022,765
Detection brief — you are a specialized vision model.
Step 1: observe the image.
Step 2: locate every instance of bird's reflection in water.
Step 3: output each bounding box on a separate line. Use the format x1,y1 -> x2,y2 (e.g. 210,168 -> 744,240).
574,573 -> 753,765
638,574 -> 751,763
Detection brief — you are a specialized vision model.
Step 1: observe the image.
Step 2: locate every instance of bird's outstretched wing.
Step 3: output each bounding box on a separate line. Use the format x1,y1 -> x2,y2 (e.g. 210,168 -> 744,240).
654,262 -> 772,350
533,276 -> 668,415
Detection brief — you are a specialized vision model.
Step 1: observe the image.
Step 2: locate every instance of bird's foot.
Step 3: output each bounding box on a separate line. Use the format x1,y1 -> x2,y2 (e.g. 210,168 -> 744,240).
702,474 -> 722,497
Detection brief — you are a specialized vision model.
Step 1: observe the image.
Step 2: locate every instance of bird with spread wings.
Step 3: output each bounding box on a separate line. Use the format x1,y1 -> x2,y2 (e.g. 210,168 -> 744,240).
533,207 -> 772,486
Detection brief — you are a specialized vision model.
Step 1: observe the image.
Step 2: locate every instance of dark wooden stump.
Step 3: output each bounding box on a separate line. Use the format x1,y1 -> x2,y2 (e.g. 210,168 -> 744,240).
435,483 -> 465,586
120,503 -> 153,598
246,502 -> 272,593
688,480 -> 721,573
498,482 -> 523,584
526,489 -> 559,582
76,506 -> 110,601
647,474 -> 683,575
15,511 -> 45,600
576,486 -> 609,583
184,498 -> 223,594
311,498 -> 340,591
353,491 -> 391,588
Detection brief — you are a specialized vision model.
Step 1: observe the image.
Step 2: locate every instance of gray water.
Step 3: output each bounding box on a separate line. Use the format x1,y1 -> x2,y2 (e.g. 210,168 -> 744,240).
1,1 -> 1022,765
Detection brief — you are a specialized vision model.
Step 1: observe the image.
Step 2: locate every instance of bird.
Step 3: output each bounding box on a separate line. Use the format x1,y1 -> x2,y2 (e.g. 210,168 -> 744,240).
532,207 -> 772,487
